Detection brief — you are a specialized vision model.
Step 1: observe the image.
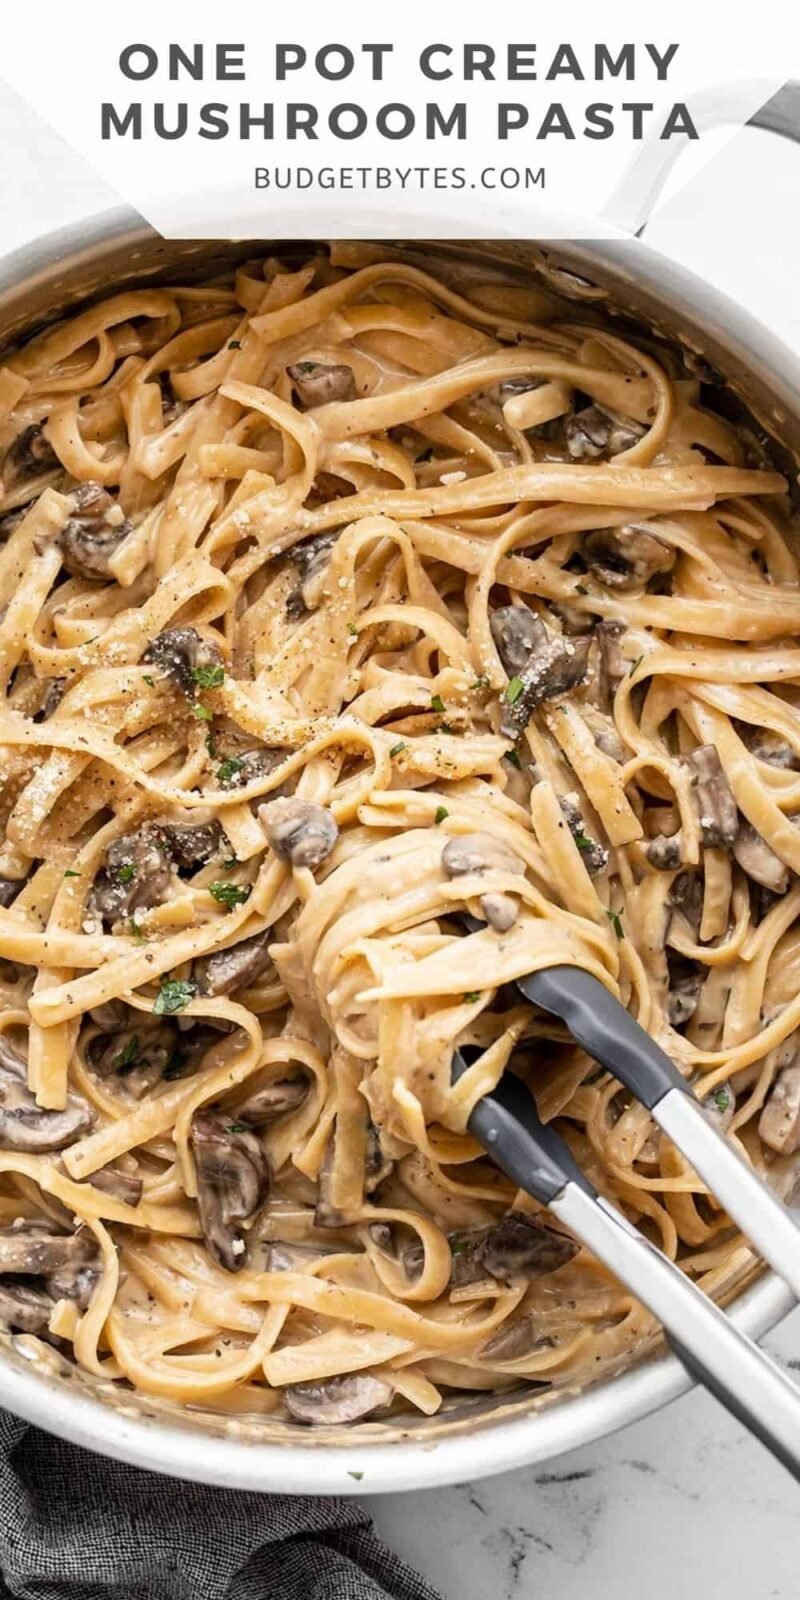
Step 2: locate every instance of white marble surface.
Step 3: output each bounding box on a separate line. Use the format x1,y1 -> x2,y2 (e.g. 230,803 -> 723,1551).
1,78 -> 799,1599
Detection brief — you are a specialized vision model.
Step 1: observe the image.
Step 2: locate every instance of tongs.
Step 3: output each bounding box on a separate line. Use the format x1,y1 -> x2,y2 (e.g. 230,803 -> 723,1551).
453,923 -> 800,1480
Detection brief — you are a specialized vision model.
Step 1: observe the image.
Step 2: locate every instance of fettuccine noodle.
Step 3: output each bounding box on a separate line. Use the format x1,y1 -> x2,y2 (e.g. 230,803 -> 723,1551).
0,242 -> 796,1427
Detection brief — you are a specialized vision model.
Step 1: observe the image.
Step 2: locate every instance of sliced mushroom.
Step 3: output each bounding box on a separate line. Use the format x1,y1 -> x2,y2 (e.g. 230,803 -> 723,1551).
480,1313 -> 553,1362
647,833 -> 684,871
759,1061 -> 800,1155
738,725 -> 800,771
287,362 -> 357,410
0,1279 -> 54,1334
441,832 -> 525,881
156,372 -> 186,426
564,405 -> 644,461
480,893 -> 519,933
368,1222 -> 423,1281
233,1075 -> 310,1127
733,820 -> 790,894
3,423 -> 58,487
190,1112 -> 270,1272
40,678 -> 67,720
161,819 -> 223,869
0,1035 -> 29,1076
559,793 -> 608,877
194,930 -> 274,996
47,1259 -> 100,1310
669,869 -> 704,935
0,877 -> 25,908
265,1240 -> 335,1272
57,483 -> 131,580
751,881 -> 780,925
87,1024 -> 177,1098
365,1122 -> 395,1194
594,724 -> 627,763
0,1052 -> 94,1153
88,1000 -> 132,1032
450,1212 -> 578,1286
89,823 -> 173,927
480,1212 -> 578,1279
285,531 -> 340,618
441,831 -> 525,928
0,1222 -> 97,1277
667,960 -> 704,1028
259,797 -> 339,870
0,508 -> 26,541
583,525 -> 675,591
218,747 -> 287,791
551,602 -> 594,637
490,605 -> 545,678
283,1373 -> 393,1425
491,607 -> 591,740
89,1166 -> 143,1207
142,627 -> 223,698
685,746 -> 738,850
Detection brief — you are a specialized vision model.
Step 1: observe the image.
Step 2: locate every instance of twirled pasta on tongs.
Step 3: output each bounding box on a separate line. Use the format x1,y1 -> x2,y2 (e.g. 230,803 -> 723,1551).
0,244 -> 795,1424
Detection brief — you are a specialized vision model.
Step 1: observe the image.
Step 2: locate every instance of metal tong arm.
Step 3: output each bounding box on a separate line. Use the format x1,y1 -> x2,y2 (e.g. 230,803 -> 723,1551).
520,963 -> 800,1302
459,1059 -> 800,1483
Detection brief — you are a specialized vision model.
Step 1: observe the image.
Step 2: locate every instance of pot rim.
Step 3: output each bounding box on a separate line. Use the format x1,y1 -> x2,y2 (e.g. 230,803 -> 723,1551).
0,205 -> 796,1494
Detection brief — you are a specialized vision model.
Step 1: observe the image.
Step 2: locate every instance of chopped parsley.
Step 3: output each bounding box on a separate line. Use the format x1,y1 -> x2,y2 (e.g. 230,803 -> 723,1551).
389,742 -> 407,758
505,748 -> 522,770
629,655 -> 645,677
228,340 -> 242,350
438,721 -> 456,735
348,1470 -> 365,1481
222,856 -> 238,872
606,907 -> 625,940
191,663 -> 225,690
450,1238 -> 468,1255
113,1035 -> 140,1071
712,1086 -> 732,1112
346,620 -> 358,637
573,833 -> 594,852
463,991 -> 482,1003
227,1121 -> 249,1134
505,676 -> 524,706
209,881 -> 252,909
430,694 -> 446,713
153,977 -> 197,1016
116,864 -> 136,884
63,869 -> 80,879
434,805 -> 449,825
193,703 -> 213,721
216,755 -> 246,786
127,917 -> 146,944
142,673 -> 155,688
472,675 -> 490,693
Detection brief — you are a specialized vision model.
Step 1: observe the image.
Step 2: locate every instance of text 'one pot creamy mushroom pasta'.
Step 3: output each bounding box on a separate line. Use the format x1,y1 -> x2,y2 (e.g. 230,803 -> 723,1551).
0,242 -> 796,1427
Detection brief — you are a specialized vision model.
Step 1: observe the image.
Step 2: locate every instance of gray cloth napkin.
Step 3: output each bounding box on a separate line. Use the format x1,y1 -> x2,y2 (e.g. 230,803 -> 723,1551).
0,1411 -> 442,1600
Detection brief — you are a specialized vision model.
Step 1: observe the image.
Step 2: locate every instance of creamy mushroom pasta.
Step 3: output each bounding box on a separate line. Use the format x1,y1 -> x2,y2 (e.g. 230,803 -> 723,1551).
0,243 -> 797,1427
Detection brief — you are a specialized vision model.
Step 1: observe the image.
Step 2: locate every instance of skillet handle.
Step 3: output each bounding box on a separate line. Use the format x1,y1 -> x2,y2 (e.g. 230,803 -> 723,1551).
606,80 -> 800,234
